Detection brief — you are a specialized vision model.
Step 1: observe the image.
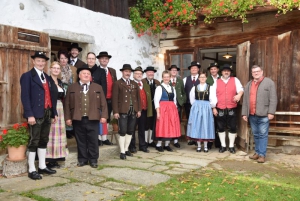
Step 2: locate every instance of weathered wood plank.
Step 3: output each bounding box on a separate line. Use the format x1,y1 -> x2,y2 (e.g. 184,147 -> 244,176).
0,48 -> 7,127
265,36 -> 278,85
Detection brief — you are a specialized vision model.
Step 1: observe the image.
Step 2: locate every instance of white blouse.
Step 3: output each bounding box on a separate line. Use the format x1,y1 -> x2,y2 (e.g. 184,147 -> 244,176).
189,83 -> 216,108
154,83 -> 177,109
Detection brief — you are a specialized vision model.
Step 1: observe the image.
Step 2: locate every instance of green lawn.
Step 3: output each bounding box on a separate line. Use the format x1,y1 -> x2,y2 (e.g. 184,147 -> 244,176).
116,168 -> 300,201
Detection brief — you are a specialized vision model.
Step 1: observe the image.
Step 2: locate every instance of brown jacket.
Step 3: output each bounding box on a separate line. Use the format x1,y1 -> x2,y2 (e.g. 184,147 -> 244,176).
74,58 -> 86,69
112,79 -> 141,114
64,82 -> 108,121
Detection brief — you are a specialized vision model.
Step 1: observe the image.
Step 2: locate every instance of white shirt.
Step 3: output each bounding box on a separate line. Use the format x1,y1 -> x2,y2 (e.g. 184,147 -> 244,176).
34,67 -> 46,83
70,57 -> 78,66
183,74 -> 199,86
122,77 -> 130,84
211,74 -> 219,82
171,77 -> 177,83
189,83 -> 216,108
100,65 -> 108,75
146,78 -> 154,85
154,83 -> 177,109
210,76 -> 244,106
79,81 -> 90,94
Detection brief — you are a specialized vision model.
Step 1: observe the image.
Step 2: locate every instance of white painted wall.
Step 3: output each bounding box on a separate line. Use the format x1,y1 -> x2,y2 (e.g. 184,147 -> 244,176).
0,0 -> 165,79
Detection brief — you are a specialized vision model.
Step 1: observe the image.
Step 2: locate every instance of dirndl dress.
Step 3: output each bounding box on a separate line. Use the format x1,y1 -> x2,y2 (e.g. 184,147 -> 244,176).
155,86 -> 181,140
187,84 -> 215,141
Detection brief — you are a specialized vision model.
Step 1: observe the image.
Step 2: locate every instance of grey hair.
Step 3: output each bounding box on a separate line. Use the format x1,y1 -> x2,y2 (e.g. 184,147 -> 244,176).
251,65 -> 262,70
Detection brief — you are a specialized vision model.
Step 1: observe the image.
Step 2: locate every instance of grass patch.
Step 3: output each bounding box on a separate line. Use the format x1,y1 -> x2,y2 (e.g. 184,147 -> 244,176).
20,192 -> 52,201
0,188 -> 5,193
116,168 -> 300,201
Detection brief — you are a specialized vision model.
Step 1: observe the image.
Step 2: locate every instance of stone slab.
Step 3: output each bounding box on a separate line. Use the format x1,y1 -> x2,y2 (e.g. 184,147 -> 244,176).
58,169 -> 105,184
101,159 -> 155,169
92,167 -> 170,186
147,165 -> 170,172
0,176 -> 70,193
169,163 -> 202,170
0,192 -> 34,201
100,181 -> 140,191
34,182 -> 122,201
154,155 -> 214,167
164,167 -> 191,175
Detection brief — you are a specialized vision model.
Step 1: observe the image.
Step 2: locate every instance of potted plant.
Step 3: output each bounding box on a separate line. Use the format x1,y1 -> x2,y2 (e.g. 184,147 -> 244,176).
109,118 -> 119,132
0,122 -> 29,161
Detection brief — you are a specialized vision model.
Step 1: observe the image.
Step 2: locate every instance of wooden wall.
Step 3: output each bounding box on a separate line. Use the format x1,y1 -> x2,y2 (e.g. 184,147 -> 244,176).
0,25 -> 50,128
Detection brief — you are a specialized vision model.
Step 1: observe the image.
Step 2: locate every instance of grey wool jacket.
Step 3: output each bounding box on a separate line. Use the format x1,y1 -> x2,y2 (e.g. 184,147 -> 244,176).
242,77 -> 277,117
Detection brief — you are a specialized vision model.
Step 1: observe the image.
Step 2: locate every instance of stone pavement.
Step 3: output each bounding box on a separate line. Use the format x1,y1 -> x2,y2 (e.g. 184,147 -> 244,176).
1,139 -> 300,201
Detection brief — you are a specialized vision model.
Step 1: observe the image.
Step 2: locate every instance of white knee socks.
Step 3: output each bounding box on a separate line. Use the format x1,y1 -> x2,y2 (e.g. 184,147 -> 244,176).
149,130 -> 153,143
145,130 -> 149,143
204,141 -> 208,149
124,134 -> 132,152
102,135 -> 107,141
197,141 -> 201,148
28,152 -> 36,173
218,132 -> 226,147
165,141 -> 170,146
119,135 -> 125,153
229,133 -> 237,148
156,141 -> 162,147
37,148 -> 46,169
174,139 -> 178,143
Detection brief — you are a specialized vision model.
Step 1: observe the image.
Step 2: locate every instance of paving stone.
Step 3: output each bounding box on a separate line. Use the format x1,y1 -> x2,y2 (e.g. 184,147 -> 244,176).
0,192 -> 34,201
100,181 -> 140,191
92,167 -> 170,186
154,155 -> 213,167
211,163 -> 223,170
33,182 -> 122,201
0,176 -> 70,193
133,152 -> 162,159
101,159 -> 155,169
58,169 -> 105,184
147,165 -> 170,172
169,163 -> 202,170
164,168 -> 190,175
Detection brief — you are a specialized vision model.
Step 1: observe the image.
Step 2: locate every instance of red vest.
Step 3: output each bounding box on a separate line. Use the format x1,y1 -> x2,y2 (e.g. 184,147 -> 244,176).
106,70 -> 113,99
43,82 -> 52,109
216,78 -> 237,109
140,88 -> 147,110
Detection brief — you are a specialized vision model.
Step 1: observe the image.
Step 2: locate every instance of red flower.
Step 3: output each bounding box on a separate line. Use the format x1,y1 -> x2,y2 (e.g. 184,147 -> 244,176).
3,129 -> 7,135
22,122 -> 28,128
224,8 -> 228,13
169,6 -> 173,9
219,1 -> 224,6
177,11 -> 181,16
0,135 -> 2,141
183,8 -> 187,15
249,5 -> 253,9
13,123 -> 19,130
138,33 -> 142,37
233,1 -> 238,5
167,0 -> 172,2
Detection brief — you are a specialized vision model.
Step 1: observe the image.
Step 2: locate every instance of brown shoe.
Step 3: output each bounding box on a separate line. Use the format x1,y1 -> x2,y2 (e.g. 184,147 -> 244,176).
249,153 -> 259,160
257,156 -> 265,163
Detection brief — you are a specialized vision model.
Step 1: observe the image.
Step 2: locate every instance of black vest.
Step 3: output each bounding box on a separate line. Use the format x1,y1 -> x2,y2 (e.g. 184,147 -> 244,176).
185,76 -> 200,103
195,84 -> 210,101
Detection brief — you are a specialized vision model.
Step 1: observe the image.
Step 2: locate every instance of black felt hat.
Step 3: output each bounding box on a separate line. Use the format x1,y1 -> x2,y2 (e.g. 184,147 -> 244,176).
188,61 -> 201,70
96,51 -> 112,59
76,65 -> 93,75
220,64 -> 233,72
207,62 -> 220,70
144,66 -> 157,73
120,64 -> 134,71
134,66 -> 144,73
68,43 -> 83,52
168,65 -> 180,71
31,51 -> 49,61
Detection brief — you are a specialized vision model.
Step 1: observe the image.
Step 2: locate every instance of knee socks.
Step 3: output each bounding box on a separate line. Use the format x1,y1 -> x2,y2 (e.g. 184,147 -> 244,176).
124,134 -> 132,152
119,135 -> 125,153
37,148 -> 46,169
165,141 -> 170,146
218,132 -> 226,147
229,133 -> 237,148
28,152 -> 36,173
204,141 -> 208,150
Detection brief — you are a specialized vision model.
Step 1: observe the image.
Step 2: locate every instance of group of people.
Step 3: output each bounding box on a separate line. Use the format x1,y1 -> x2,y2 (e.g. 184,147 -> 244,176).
20,42 -> 277,180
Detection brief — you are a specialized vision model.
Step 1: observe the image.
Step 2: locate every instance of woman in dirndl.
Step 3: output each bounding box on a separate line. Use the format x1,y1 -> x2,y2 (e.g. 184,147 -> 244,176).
154,70 -> 181,152
187,72 -> 216,153
46,61 -> 69,168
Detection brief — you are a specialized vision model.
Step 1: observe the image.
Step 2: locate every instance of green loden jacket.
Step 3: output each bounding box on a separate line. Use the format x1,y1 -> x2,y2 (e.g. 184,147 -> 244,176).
169,77 -> 186,106
142,78 -> 161,117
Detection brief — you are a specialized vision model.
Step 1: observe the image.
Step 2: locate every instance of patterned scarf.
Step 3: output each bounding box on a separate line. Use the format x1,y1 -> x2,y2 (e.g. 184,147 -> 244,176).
61,64 -> 73,85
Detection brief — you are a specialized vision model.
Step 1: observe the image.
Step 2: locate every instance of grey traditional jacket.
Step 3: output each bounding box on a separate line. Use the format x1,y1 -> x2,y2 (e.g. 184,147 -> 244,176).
242,77 -> 277,117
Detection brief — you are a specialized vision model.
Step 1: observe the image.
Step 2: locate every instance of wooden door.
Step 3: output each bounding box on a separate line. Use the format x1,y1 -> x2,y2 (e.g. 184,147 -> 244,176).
235,41 -> 250,151
0,25 -> 50,128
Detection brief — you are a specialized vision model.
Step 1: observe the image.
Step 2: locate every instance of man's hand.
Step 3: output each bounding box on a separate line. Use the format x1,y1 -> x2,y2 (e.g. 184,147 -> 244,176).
66,119 -> 72,126
28,117 -> 36,125
242,116 -> 248,122
233,94 -> 241,102
213,108 -> 218,116
114,113 -> 120,119
268,114 -> 274,120
100,118 -> 106,123
136,111 -> 141,118
51,116 -> 58,124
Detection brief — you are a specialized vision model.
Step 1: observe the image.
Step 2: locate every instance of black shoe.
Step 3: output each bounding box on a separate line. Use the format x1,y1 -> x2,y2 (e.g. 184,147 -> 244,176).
196,147 -> 201,152
46,162 -> 60,169
38,167 -> 56,175
125,151 -> 133,157
139,148 -> 149,153
204,148 -> 208,153
90,163 -> 98,168
120,153 -> 126,160
156,146 -> 164,152
148,142 -> 156,148
28,171 -> 42,180
98,140 -> 103,146
188,141 -> 197,146
219,147 -> 227,153
102,139 -> 113,145
77,161 -> 88,167
164,146 -> 173,152
229,147 -> 236,154
207,142 -> 213,150
129,148 -> 137,153
66,133 -> 73,139
174,143 -> 180,148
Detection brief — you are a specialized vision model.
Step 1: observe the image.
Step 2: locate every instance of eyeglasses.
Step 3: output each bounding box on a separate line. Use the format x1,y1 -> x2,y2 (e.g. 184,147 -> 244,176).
51,67 -> 61,70
199,76 -> 206,78
252,70 -> 261,74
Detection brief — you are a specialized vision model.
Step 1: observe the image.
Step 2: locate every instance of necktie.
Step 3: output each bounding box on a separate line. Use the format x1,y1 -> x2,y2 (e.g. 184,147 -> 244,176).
172,79 -> 176,86
41,73 -> 45,81
71,60 -> 74,65
127,80 -> 130,87
192,77 -> 196,84
82,84 -> 87,91
138,82 -> 142,87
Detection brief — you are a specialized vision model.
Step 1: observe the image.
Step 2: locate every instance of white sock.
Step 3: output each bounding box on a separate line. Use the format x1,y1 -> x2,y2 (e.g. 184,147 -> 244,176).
119,136 -> 125,153
28,152 -> 36,173
174,139 -> 178,143
145,130 -> 149,143
98,135 -> 102,140
149,130 -> 153,143
124,134 -> 132,152
229,133 -> 237,148
197,141 -> 201,148
156,141 -> 162,147
165,141 -> 170,146
37,148 -> 46,169
204,141 -> 208,149
102,135 -> 107,141
107,123 -> 109,131
218,132 -> 226,147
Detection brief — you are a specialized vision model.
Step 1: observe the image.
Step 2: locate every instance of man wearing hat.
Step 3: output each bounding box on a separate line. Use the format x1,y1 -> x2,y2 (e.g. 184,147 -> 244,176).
183,61 -> 201,146
169,64 -> 186,148
20,51 -> 58,180
206,62 -> 221,149
129,67 -> 150,153
112,64 -> 141,159
211,64 -> 244,154
96,51 -> 117,145
68,43 -> 86,68
64,66 -> 108,168
142,66 -> 161,148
